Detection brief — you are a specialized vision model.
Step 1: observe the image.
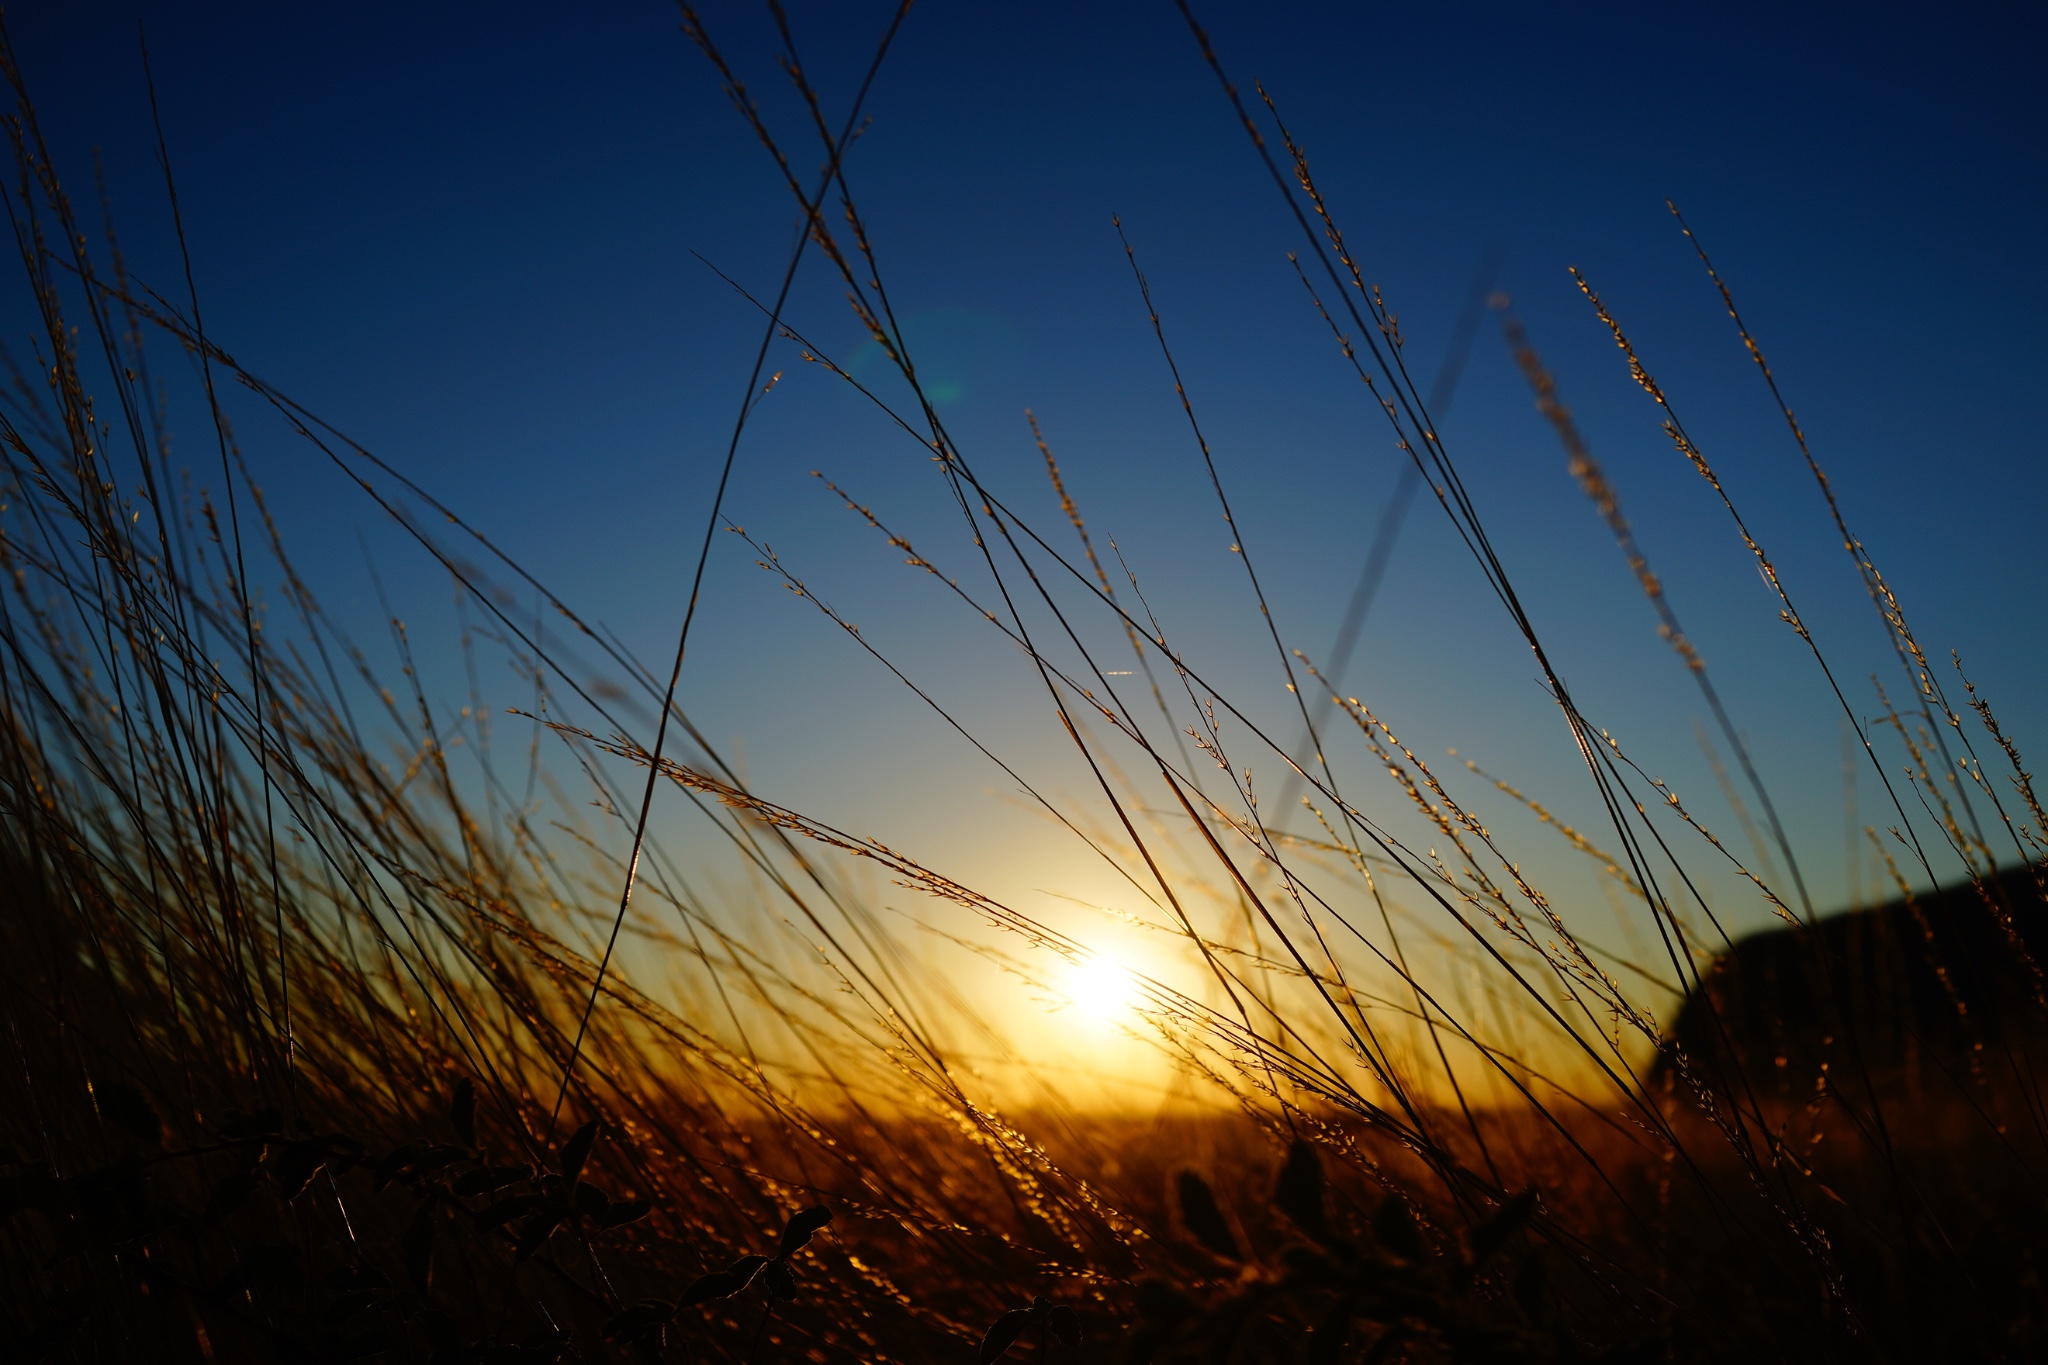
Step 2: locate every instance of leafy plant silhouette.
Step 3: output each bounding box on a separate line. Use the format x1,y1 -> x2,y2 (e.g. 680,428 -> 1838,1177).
604,1203 -> 835,1359
1128,1140 -> 1660,1365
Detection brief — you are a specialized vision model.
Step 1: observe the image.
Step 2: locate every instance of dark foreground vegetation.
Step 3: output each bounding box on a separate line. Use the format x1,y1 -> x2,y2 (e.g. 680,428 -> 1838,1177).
1,8 -> 2043,1363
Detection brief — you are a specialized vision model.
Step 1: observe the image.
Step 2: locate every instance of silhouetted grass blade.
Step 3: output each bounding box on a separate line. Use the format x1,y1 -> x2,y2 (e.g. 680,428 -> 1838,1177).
557,1119 -> 599,1182
0,9 -> 2036,1359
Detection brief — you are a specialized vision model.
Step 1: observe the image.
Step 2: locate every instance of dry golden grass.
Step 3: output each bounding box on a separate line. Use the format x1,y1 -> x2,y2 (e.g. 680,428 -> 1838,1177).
0,7 -> 2041,1363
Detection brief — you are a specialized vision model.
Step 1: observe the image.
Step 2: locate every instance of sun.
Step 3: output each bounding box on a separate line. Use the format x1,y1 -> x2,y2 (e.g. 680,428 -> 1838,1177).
1066,956 -> 1139,1022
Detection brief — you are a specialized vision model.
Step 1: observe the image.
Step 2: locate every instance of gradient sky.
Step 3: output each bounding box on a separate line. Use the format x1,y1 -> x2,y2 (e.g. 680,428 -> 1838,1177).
7,1 -> 2045,1076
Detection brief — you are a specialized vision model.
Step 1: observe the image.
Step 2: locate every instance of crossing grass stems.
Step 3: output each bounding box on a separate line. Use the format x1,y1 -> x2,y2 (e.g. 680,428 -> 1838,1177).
0,5 -> 2041,1362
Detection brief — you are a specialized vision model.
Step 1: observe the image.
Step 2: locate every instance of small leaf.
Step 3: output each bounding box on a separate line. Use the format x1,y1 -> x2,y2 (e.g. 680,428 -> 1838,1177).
977,1308 -> 1034,1364
379,1143 -> 465,1187
724,1253 -> 770,1290
573,1181 -> 610,1220
373,1145 -> 421,1186
1371,1196 -> 1427,1262
763,1259 -> 796,1301
404,1203 -> 436,1290
514,1210 -> 563,1263
557,1121 -> 599,1183
1175,1171 -> 1239,1259
99,1081 -> 163,1147
476,1192 -> 544,1232
603,1301 -> 675,1343
1047,1305 -> 1081,1350
1468,1187 -> 1539,1267
676,1254 -> 771,1307
775,1203 -> 833,1257
453,1163 -> 532,1198
450,1078 -> 477,1148
598,1197 -> 651,1229
677,1270 -> 741,1308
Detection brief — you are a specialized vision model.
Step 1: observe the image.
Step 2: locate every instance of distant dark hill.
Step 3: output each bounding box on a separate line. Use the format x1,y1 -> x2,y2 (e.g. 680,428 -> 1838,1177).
1654,861 -> 2048,1114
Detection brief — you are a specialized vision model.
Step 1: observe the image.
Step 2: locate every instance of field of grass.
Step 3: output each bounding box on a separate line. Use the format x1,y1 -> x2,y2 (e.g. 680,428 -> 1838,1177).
0,7 -> 2042,1363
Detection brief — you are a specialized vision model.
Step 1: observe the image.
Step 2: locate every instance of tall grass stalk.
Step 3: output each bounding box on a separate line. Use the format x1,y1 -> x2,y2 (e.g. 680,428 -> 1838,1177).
0,7 -> 2040,1361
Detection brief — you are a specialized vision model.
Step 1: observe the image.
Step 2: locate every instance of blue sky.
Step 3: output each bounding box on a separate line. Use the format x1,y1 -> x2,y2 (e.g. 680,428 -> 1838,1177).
7,0 -> 2044,1068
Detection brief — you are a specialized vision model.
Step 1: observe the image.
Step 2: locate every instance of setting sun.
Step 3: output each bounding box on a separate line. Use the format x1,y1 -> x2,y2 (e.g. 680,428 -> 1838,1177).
1065,955 -> 1139,1022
